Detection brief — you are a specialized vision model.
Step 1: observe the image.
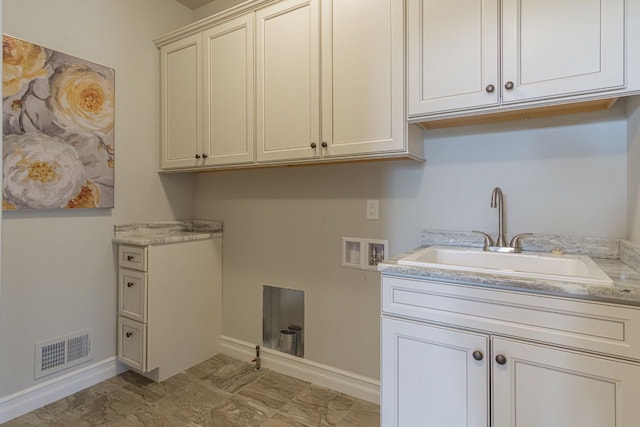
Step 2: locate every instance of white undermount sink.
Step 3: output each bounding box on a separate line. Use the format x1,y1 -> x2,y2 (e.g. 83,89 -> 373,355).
398,246 -> 614,286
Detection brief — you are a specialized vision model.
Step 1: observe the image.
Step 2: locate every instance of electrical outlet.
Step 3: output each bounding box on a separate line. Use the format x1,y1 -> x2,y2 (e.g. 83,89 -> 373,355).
366,200 -> 379,220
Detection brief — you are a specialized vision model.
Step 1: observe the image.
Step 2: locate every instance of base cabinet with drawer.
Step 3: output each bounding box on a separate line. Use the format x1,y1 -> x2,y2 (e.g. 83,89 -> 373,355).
381,276 -> 640,427
117,237 -> 222,382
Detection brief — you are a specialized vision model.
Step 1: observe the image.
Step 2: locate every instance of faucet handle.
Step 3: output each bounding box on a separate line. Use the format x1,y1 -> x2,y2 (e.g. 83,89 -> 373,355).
509,233 -> 533,252
472,231 -> 494,251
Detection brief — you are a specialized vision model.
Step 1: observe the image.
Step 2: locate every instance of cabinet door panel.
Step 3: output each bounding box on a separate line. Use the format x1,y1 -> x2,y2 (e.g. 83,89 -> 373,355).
407,0 -> 499,115
493,337 -> 640,427
256,0 -> 320,162
118,268 -> 147,322
321,0 -> 404,156
382,317 -> 489,427
502,0 -> 624,103
202,15 -> 255,165
160,34 -> 202,169
118,317 -> 147,373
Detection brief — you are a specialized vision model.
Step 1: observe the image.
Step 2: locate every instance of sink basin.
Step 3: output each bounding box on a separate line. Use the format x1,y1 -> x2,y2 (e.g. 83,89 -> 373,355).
397,246 -> 614,286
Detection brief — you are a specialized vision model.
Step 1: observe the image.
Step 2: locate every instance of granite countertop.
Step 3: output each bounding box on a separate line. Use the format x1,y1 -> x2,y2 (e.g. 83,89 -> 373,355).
378,231 -> 640,307
112,220 -> 223,245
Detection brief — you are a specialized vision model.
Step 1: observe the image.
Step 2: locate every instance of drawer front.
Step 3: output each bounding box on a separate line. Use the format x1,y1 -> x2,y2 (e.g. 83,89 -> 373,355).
118,316 -> 147,372
118,268 -> 147,322
119,245 -> 147,271
382,276 -> 640,361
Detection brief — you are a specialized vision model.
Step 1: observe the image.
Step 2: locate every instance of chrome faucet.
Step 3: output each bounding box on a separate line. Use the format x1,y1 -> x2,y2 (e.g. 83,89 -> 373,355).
491,187 -> 507,247
473,187 -> 532,253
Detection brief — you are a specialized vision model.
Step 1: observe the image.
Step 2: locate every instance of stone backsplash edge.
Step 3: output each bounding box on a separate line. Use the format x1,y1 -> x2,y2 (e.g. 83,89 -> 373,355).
420,230 -> 620,259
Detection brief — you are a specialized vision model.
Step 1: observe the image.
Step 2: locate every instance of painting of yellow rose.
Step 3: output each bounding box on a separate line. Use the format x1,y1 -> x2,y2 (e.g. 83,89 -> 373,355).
2,34 -> 114,209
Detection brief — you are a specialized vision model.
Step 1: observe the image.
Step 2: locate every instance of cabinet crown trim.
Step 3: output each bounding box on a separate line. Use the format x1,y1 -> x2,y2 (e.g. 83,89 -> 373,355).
154,0 -> 279,47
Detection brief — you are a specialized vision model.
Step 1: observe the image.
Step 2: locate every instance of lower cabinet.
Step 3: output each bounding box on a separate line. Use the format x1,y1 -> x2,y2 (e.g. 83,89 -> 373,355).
381,276 -> 640,427
381,318 -> 489,427
117,237 -> 222,382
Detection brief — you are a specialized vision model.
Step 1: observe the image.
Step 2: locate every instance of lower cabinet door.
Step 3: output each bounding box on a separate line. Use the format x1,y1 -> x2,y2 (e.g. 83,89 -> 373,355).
492,337 -> 640,427
381,317 -> 489,427
118,316 -> 147,372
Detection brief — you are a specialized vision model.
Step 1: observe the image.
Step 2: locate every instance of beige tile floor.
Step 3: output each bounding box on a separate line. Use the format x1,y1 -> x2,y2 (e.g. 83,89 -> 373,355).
1,354 -> 380,427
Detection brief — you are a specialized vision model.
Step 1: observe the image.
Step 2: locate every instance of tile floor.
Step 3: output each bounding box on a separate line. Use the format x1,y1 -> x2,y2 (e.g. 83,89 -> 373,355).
1,354 -> 380,427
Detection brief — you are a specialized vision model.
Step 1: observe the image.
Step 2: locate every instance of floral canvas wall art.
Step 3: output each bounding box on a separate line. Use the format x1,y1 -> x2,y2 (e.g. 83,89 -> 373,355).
2,35 -> 114,209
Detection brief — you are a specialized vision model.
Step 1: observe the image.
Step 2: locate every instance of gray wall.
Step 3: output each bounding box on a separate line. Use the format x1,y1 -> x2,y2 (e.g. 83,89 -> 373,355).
193,103 -> 629,380
628,97 -> 640,242
0,0 -> 196,397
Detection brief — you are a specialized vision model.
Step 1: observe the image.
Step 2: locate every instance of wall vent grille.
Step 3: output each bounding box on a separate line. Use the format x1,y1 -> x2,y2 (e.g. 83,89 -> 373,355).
35,329 -> 93,379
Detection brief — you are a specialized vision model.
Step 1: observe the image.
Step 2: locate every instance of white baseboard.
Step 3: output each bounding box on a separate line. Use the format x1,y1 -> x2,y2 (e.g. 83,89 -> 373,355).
0,357 -> 126,424
220,335 -> 380,404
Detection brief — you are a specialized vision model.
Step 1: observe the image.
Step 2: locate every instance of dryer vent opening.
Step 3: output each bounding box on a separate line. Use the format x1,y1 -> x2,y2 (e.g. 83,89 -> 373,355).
263,285 -> 304,358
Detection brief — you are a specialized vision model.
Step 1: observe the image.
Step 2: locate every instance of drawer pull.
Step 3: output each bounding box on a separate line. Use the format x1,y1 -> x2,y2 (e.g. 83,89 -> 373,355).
472,350 -> 484,361
127,282 -> 134,288
126,332 -> 133,338
495,354 -> 507,365
127,255 -> 134,261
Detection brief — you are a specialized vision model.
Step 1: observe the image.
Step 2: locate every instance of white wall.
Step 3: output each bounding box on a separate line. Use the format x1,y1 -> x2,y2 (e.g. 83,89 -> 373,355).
628,96 -> 640,242
193,0 -> 245,20
193,103 -> 628,380
0,0 -> 196,398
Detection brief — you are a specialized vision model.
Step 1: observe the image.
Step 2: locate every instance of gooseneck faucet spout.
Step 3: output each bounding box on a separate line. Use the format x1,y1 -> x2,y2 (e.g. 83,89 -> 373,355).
473,186 -> 532,252
491,187 -> 507,247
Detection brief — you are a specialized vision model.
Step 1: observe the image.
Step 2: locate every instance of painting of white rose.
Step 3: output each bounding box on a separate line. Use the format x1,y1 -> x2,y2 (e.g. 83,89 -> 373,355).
2,34 -> 114,209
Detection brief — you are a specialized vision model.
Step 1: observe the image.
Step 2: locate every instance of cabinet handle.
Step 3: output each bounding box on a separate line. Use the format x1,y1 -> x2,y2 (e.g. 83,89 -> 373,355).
485,84 -> 495,93
195,154 -> 201,159
127,255 -> 134,261
202,153 -> 208,159
472,350 -> 484,361
321,141 -> 328,148
495,354 -> 507,365
310,142 -> 317,149
127,282 -> 134,288
504,81 -> 514,90
126,332 -> 133,338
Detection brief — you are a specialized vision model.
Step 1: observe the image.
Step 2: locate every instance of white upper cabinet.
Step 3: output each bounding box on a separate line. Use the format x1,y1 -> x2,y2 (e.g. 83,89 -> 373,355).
156,0 -> 423,171
256,0 -> 411,162
255,0 -> 320,162
160,34 -> 202,169
501,0 -> 624,104
202,14 -> 255,165
407,0 -> 499,115
408,0 -> 627,118
321,0 -> 406,157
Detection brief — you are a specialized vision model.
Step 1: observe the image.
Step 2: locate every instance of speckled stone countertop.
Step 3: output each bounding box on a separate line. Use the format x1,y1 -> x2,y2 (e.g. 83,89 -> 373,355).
379,231 -> 640,306
112,220 -> 223,245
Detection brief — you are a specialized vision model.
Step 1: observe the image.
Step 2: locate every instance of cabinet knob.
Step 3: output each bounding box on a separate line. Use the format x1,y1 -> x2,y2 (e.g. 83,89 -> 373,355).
495,354 -> 507,365
472,350 -> 484,361
126,332 -> 133,338
485,84 -> 495,93
504,81 -> 514,90
127,255 -> 134,261
127,282 -> 134,288
310,142 -> 317,149
195,154 -> 201,159
321,141 -> 328,148
202,153 -> 208,159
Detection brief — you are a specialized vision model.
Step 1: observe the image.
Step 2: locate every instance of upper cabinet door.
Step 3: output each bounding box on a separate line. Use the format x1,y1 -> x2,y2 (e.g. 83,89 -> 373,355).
501,0 -> 625,103
202,14 -> 255,166
256,0 -> 320,162
321,0 -> 405,157
160,34 -> 203,169
407,0 -> 499,116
